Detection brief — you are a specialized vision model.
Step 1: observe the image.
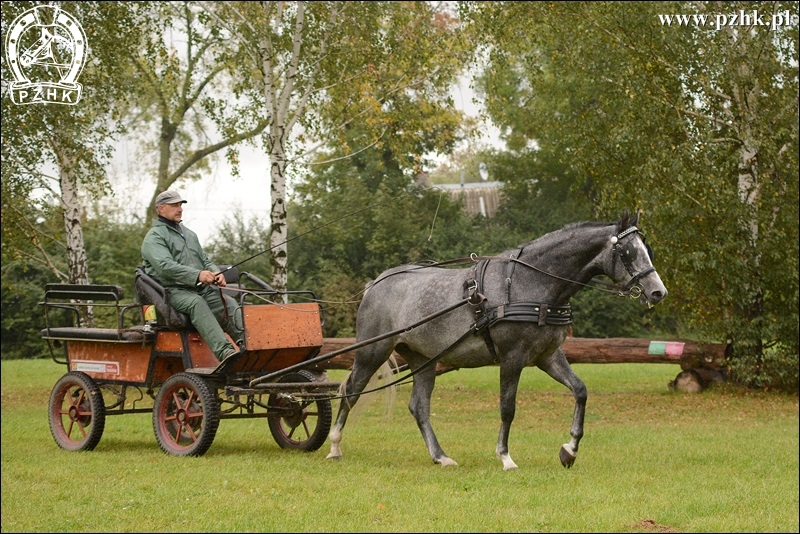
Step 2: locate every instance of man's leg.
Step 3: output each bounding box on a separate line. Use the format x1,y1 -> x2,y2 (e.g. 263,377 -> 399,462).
168,288 -> 237,360
224,294 -> 245,347
199,287 -> 244,347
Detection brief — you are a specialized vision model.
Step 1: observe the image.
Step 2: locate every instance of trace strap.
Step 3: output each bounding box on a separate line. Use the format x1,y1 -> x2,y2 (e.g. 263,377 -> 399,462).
249,296 -> 472,387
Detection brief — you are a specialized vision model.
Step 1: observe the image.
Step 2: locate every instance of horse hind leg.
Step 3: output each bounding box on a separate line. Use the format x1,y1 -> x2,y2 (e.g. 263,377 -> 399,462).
326,340 -> 394,461
538,347 -> 587,468
402,350 -> 457,467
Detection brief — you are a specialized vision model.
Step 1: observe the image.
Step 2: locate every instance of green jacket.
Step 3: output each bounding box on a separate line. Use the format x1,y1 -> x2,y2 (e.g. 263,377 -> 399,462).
141,218 -> 218,288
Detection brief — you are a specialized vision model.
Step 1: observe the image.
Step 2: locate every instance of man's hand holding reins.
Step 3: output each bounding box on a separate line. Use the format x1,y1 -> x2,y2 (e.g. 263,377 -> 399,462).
198,270 -> 227,287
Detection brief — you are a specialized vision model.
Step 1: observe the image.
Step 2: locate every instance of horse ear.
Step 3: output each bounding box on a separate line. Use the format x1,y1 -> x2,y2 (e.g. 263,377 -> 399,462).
630,209 -> 639,227
616,209 -> 630,232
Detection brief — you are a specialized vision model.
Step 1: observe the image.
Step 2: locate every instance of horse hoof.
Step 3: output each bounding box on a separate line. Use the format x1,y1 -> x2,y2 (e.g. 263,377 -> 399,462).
497,452 -> 519,470
559,445 -> 576,468
326,452 -> 343,461
436,457 -> 458,467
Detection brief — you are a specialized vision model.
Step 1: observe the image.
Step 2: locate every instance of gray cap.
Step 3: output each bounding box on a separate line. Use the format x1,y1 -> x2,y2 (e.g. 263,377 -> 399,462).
155,190 -> 187,205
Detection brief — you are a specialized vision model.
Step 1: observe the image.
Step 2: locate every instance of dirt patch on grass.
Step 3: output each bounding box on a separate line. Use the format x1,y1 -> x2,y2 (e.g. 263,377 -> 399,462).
631,518 -> 678,532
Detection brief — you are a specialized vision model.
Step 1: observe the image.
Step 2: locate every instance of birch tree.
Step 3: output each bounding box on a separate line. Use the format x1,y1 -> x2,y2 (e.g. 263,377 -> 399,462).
1,2 -> 144,290
206,1 -> 469,292
128,1 -> 270,219
2,1 -> 274,299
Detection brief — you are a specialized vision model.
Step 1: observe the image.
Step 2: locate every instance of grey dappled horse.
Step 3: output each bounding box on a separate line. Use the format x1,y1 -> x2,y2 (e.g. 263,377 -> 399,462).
327,210 -> 667,470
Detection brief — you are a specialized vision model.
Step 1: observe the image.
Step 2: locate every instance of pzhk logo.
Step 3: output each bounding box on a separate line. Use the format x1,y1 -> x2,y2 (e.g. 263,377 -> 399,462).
5,5 -> 87,106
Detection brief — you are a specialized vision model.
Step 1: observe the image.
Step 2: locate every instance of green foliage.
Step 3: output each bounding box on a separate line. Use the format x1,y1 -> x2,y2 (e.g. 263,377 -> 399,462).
209,2 -> 473,291
82,218 -> 148,293
480,148 -> 595,243
728,342 -> 800,392
1,260 -> 52,360
463,1 -> 799,391
127,2 -> 269,217
205,212 -> 273,280
288,130 -> 489,337
1,1 -> 161,290
0,211 -> 144,360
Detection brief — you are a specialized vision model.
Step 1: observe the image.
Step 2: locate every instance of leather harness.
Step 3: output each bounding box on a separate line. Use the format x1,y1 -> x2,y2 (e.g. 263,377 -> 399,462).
463,245 -> 573,361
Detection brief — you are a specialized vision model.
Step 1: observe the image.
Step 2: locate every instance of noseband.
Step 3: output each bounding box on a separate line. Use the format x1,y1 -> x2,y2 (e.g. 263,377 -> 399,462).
611,226 -> 655,297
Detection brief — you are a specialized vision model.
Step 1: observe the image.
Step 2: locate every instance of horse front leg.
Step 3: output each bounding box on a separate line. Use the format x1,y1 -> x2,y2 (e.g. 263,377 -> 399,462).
538,347 -> 587,468
407,363 -> 457,467
496,362 -> 524,470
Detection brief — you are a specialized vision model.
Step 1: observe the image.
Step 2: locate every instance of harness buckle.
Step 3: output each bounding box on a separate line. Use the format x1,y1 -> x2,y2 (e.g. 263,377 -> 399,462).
468,290 -> 486,306
628,285 -> 643,299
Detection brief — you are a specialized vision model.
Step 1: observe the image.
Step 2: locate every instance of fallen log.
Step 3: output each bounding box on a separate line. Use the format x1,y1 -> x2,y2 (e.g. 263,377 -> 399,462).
310,337 -> 728,373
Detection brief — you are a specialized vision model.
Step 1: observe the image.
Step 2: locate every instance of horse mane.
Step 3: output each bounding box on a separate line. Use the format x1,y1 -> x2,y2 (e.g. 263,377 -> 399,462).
563,208 -> 638,233
515,209 -> 637,251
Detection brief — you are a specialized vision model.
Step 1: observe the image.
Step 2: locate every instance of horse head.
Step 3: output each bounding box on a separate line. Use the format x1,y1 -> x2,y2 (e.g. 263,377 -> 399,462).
607,210 -> 667,307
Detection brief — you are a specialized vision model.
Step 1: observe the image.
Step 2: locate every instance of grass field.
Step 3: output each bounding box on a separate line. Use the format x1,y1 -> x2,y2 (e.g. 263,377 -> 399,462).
1,358 -> 797,532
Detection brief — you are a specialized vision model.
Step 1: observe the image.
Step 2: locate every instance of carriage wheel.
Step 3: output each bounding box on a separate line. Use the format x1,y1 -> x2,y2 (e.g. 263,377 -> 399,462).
153,373 -> 220,457
267,370 -> 332,451
48,372 -> 106,451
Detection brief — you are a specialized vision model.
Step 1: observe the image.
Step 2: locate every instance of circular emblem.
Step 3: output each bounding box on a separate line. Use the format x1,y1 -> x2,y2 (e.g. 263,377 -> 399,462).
5,5 -> 87,105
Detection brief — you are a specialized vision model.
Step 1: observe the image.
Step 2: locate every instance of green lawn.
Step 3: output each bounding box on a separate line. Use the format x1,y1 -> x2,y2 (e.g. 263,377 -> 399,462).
2,359 -> 798,532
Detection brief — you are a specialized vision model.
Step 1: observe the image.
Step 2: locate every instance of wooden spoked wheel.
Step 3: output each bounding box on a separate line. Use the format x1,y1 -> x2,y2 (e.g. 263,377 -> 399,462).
152,373 -> 220,457
48,372 -> 106,451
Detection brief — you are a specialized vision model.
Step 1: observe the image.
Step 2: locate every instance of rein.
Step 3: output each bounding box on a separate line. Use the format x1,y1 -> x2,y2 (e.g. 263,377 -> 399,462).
426,225 -> 653,299
250,296 -> 473,386
293,319 -> 482,405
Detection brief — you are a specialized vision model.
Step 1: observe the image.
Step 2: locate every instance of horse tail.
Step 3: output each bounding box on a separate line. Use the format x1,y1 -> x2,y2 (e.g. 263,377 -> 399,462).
336,356 -> 398,417
375,355 -> 398,418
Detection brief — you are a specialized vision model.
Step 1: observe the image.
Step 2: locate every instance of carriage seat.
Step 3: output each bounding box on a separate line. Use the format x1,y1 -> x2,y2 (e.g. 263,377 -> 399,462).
133,267 -> 193,329
133,265 -> 242,329
41,325 -> 156,343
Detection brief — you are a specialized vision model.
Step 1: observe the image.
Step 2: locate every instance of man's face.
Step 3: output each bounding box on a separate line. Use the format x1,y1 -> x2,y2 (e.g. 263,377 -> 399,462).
157,202 -> 184,223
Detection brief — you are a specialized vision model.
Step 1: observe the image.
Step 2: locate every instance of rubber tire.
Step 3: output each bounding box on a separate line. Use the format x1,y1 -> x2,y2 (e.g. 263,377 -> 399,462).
153,372 -> 220,457
48,372 -> 106,451
267,369 -> 332,451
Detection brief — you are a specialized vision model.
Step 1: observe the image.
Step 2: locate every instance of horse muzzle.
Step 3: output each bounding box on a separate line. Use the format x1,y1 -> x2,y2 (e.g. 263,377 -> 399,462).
637,275 -> 667,307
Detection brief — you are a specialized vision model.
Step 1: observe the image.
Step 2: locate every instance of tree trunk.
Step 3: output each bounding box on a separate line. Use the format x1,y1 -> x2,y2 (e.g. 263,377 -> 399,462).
268,138 -> 288,296
54,139 -> 94,326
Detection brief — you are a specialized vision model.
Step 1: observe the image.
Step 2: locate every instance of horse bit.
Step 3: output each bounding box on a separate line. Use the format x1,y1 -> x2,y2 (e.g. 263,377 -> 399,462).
609,225 -> 655,301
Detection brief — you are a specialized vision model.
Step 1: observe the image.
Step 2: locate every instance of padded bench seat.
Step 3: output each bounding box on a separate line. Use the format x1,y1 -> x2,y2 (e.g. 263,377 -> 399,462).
41,326 -> 156,344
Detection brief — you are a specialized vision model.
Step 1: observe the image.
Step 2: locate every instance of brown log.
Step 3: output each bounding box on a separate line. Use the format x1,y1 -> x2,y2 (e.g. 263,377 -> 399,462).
310,337 -> 728,373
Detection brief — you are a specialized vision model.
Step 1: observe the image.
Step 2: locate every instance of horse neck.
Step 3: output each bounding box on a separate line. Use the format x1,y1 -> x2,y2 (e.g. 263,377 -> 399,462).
511,224 -> 610,304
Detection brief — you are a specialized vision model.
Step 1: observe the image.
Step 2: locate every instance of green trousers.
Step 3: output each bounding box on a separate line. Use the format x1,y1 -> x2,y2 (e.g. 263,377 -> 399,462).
167,285 -> 243,360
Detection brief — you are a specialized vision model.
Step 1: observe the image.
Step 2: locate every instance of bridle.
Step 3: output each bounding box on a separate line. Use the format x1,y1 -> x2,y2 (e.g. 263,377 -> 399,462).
492,225 -> 655,301
608,225 -> 655,298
